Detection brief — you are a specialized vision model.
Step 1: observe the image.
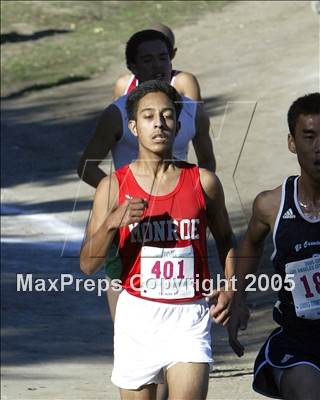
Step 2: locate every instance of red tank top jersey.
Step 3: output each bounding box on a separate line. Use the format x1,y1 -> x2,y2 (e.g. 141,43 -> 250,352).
114,163 -> 210,303
124,71 -> 179,95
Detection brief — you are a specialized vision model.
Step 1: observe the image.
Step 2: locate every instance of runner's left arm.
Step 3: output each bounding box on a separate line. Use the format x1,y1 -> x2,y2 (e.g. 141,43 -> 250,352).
199,169 -> 235,325
228,191 -> 273,356
199,169 -> 235,280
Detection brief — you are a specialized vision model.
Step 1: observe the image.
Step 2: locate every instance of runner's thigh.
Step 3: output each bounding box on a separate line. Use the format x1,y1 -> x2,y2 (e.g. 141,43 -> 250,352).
166,362 -> 209,400
280,364 -> 320,400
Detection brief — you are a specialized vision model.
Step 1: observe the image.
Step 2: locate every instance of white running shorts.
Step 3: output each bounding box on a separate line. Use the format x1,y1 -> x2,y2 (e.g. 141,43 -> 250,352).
111,290 -> 213,390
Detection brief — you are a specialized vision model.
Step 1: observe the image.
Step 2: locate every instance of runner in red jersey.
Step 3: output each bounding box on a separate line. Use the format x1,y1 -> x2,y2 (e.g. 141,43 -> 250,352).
115,162 -> 210,302
80,80 -> 235,399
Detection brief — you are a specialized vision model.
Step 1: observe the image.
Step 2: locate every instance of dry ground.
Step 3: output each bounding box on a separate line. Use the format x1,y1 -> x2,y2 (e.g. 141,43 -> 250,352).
1,1 -> 319,399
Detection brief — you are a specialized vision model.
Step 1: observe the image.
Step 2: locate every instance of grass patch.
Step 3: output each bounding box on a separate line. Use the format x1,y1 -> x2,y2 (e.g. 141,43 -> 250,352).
1,0 -> 227,96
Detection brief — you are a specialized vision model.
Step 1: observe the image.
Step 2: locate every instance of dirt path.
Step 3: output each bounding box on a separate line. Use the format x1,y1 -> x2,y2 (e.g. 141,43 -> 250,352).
1,1 -> 319,399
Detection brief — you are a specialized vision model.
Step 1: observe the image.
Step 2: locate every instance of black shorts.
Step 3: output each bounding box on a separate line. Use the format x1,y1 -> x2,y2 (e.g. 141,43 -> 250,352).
253,326 -> 320,399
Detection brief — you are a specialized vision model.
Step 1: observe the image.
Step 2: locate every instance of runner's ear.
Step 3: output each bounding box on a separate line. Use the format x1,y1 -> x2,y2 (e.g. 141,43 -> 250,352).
288,133 -> 296,154
128,120 -> 138,137
171,48 -> 177,60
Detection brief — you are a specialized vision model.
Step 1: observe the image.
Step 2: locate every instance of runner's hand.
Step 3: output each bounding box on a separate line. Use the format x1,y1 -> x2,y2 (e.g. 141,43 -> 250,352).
109,198 -> 147,229
227,298 -> 250,357
206,289 -> 234,326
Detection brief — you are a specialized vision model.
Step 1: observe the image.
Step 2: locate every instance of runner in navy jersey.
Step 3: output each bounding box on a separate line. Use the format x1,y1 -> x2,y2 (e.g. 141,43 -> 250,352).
226,92 -> 320,400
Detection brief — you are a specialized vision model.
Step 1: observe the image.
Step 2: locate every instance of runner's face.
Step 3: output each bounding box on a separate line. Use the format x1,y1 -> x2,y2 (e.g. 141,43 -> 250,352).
131,40 -> 172,83
129,91 -> 178,156
288,113 -> 320,182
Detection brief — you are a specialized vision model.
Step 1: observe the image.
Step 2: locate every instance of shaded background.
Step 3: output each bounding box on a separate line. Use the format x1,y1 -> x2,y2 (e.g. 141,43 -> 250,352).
1,1 -> 319,399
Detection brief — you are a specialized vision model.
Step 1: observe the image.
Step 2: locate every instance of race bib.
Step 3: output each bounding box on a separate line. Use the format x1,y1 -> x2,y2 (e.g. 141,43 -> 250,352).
140,245 -> 195,299
285,255 -> 320,320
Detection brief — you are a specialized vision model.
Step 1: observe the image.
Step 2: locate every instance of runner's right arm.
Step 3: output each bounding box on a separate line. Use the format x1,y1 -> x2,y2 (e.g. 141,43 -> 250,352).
77,104 -> 122,188
228,190 -> 278,356
80,175 -> 147,275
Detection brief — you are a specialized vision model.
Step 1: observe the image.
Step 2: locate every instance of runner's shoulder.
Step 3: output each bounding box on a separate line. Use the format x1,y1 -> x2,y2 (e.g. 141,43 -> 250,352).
114,73 -> 132,99
172,71 -> 200,99
96,174 -> 119,204
198,167 -> 222,199
173,161 -> 215,183
253,185 -> 282,223
174,70 -> 197,84
116,73 -> 132,86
